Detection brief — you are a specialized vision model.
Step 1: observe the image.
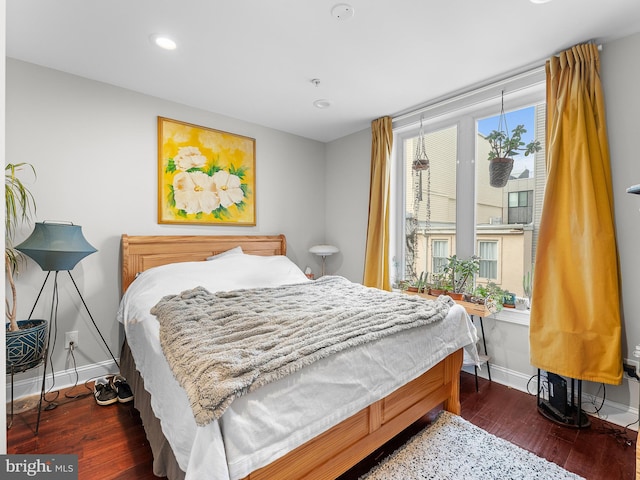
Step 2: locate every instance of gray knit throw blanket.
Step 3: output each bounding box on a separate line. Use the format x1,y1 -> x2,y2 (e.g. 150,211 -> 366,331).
151,276 -> 453,426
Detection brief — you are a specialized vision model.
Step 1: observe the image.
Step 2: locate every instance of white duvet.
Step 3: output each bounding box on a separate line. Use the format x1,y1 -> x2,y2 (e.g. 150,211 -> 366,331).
117,252 -> 479,480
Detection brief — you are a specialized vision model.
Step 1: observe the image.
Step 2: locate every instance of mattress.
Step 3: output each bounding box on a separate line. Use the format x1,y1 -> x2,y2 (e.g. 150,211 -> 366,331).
117,252 -> 479,480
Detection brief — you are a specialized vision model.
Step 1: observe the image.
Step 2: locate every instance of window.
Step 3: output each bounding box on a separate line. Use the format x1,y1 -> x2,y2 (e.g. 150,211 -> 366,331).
392,70 -> 545,301
478,241 -> 498,279
432,239 -> 449,273
507,190 -> 533,224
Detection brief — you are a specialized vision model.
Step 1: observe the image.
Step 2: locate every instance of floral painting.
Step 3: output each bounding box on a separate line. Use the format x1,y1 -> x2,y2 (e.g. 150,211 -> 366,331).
158,117 -> 256,225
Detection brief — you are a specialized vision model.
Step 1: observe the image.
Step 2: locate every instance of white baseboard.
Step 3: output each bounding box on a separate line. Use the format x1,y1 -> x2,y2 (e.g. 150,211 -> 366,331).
464,363 -> 639,432
9,359 -> 638,434
6,359 -> 120,403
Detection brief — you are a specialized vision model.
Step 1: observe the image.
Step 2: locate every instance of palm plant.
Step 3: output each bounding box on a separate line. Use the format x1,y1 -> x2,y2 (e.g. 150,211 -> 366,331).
6,162 -> 37,332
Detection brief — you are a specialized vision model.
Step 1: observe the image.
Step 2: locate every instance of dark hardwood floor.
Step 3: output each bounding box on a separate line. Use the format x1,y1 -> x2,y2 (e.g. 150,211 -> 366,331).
6,372 -> 637,479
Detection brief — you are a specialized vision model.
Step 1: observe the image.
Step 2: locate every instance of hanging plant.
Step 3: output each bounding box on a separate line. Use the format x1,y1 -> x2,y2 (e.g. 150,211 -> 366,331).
406,117 -> 432,283
486,93 -> 541,188
412,117 -> 431,229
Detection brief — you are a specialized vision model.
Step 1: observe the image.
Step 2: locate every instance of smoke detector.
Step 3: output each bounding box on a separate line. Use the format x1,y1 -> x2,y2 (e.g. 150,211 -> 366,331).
331,4 -> 354,21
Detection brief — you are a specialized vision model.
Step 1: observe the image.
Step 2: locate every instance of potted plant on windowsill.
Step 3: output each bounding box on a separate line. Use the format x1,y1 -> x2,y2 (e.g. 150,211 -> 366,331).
443,255 -> 480,300
406,271 -> 427,293
429,272 -> 448,296
485,124 -> 541,188
5,163 -> 47,372
472,282 -> 507,314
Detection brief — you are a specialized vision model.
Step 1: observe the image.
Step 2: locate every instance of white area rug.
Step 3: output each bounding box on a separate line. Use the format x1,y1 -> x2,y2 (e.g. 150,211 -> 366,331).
360,411 -> 585,480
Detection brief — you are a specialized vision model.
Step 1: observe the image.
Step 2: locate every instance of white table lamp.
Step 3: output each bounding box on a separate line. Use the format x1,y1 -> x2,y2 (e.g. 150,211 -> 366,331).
309,244 -> 339,277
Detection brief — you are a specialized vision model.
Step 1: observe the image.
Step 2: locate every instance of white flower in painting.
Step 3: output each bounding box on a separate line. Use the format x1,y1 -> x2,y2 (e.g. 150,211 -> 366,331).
174,146 -> 207,171
212,170 -> 245,208
173,171 -> 220,214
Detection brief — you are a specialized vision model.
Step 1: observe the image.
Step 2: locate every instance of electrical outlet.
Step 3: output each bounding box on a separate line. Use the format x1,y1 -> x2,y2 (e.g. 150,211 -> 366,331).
64,331 -> 78,349
623,358 -> 639,378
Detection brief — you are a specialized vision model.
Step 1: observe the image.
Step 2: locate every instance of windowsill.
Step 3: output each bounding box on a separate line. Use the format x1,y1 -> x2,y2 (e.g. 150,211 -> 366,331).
490,307 -> 530,326
397,288 -> 531,326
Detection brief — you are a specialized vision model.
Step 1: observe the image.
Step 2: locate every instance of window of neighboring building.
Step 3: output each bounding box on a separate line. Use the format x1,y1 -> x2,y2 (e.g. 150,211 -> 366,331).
507,190 -> 533,224
478,240 -> 498,279
432,239 -> 449,273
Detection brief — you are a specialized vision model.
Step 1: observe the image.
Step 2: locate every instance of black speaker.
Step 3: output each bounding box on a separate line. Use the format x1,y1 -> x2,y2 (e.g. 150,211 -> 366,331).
547,372 -> 569,416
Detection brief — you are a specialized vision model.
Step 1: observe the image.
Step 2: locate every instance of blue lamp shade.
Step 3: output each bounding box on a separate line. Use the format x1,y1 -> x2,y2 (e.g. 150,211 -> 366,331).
16,222 -> 97,271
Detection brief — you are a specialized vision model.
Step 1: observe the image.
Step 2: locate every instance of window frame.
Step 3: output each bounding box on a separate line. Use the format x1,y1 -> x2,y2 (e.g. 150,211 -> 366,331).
390,68 -> 546,325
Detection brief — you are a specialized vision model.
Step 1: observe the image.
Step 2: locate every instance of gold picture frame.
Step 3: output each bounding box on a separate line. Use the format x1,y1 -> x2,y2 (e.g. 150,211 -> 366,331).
158,117 -> 256,225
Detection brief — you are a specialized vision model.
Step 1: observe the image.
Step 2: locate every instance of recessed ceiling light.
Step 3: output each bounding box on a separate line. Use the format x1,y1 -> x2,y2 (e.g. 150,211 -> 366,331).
529,0 -> 552,4
150,34 -> 177,51
313,99 -> 332,109
331,3 -> 355,20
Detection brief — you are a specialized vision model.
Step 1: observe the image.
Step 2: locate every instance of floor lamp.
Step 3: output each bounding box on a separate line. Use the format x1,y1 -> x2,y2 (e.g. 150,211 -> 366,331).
16,221 -> 118,434
309,244 -> 339,277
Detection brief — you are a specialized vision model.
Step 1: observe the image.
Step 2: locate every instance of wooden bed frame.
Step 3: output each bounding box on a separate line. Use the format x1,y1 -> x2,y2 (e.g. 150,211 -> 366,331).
120,233 -> 463,480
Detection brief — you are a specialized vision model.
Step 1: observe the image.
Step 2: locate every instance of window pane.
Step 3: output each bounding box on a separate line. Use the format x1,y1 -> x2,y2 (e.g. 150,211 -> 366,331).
404,125 -> 457,283
476,105 -> 545,296
508,192 -> 518,207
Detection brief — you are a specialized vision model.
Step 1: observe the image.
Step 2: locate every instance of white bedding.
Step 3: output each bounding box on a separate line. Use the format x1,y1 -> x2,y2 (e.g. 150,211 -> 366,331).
117,252 -> 479,480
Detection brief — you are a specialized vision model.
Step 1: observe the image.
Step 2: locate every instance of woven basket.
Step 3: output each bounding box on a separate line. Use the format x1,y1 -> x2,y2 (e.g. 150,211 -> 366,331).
489,157 -> 514,188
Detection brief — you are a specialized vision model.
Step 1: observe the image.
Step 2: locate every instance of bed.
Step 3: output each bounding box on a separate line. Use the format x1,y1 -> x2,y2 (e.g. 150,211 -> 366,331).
117,234 -> 478,480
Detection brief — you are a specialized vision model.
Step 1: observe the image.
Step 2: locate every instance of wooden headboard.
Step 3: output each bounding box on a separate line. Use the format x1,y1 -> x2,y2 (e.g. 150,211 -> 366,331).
120,234 -> 286,294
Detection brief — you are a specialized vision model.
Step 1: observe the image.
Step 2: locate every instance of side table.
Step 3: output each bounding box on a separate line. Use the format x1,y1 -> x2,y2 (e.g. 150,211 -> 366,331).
403,291 -> 492,391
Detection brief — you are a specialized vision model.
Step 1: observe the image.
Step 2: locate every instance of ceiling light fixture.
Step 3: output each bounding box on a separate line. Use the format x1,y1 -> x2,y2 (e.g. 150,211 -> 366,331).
331,3 -> 355,20
150,34 -> 177,51
529,0 -> 552,4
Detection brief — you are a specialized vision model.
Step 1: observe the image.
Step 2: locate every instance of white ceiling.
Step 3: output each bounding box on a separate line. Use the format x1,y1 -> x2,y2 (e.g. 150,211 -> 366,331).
7,0 -> 640,143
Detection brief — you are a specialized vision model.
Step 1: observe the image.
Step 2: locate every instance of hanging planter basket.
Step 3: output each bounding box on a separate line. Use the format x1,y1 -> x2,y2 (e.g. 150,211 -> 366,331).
489,157 -> 514,188
412,158 -> 429,172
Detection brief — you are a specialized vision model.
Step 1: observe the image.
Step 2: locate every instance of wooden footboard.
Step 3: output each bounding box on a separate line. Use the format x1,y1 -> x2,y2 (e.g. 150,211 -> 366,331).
243,348 -> 463,480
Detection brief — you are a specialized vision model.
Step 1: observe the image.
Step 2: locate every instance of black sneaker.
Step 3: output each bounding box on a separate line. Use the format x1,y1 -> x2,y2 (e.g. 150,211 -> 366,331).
111,375 -> 134,403
94,376 -> 118,406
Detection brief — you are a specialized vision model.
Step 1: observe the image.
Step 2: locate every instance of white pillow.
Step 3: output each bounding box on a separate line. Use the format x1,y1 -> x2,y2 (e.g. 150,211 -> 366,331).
206,246 -> 243,260
118,253 -> 310,325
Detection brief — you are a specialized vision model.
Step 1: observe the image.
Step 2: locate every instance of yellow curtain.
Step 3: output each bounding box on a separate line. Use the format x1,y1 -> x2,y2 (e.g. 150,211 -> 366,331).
363,116 -> 393,290
530,44 -> 622,385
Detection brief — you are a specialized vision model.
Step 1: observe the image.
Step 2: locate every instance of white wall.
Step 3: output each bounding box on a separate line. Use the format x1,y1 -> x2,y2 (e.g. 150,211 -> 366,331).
5,58 -> 327,392
325,128 -> 372,282
604,31 -> 640,413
